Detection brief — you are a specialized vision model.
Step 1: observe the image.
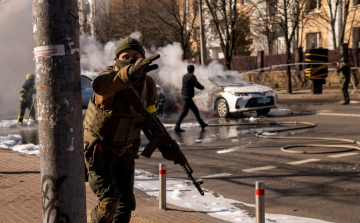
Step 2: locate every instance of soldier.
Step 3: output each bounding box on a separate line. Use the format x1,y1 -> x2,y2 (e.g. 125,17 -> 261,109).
174,65 -> 208,132
336,56 -> 351,105
83,37 -> 178,223
18,73 -> 36,125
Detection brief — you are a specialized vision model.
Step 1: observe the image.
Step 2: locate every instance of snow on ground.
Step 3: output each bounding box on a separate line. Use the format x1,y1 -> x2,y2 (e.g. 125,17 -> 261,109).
0,119 -> 37,129
0,119 -> 332,223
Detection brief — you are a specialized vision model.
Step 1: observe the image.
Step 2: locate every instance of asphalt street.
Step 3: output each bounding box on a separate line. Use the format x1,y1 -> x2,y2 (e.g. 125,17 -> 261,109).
2,90 -> 359,223
136,94 -> 360,223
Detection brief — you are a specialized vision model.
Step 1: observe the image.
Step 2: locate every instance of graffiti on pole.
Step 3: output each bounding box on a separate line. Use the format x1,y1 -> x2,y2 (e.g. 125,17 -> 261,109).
41,175 -> 69,223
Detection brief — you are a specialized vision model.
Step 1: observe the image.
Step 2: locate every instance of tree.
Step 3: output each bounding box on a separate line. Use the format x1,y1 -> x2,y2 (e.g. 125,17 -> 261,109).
204,0 -> 252,70
94,0 -> 113,44
109,0 -> 161,48
252,0 -> 282,54
253,0 -> 308,93
314,0 -> 359,49
150,0 -> 199,60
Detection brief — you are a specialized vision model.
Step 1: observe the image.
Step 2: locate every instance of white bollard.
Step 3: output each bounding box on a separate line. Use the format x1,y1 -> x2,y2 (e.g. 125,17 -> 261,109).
159,163 -> 166,209
255,181 -> 265,223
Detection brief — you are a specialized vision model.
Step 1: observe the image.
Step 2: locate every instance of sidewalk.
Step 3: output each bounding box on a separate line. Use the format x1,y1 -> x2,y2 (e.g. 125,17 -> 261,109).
275,88 -> 344,100
0,147 -> 227,223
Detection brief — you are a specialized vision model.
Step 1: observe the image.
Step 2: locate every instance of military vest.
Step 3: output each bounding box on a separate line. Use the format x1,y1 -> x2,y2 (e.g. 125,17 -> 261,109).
83,90 -> 145,146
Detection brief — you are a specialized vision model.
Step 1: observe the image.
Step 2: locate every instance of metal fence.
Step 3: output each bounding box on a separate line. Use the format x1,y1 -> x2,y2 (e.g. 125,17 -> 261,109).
209,47 -> 360,73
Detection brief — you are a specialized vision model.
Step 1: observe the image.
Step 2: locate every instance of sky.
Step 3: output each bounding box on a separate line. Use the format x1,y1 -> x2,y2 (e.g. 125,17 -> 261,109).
0,119 -> 332,223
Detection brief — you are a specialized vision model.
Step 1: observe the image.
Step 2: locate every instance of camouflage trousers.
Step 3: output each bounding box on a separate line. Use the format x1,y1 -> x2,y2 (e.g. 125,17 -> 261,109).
88,146 -> 136,223
340,78 -> 350,103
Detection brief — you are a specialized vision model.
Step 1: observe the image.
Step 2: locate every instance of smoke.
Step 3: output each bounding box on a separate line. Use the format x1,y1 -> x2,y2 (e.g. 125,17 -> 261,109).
0,0 -> 34,119
0,1 -> 242,119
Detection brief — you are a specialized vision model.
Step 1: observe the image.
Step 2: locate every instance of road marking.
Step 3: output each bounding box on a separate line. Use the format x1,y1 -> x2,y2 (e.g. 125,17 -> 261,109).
318,112 -> 360,117
328,152 -> 359,158
201,173 -> 232,179
287,158 -> 320,165
242,166 -> 276,172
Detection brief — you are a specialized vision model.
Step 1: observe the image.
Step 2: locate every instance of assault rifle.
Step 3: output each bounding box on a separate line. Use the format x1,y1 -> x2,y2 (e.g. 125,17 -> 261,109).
120,86 -> 204,196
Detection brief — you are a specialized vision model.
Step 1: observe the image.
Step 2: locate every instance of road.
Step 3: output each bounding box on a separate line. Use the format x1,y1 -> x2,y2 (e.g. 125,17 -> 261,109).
136,96 -> 360,223
2,93 -> 359,222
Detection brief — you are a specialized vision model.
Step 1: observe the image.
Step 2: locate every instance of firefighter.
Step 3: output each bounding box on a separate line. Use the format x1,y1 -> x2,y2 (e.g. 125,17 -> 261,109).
337,56 -> 351,105
18,73 -> 36,125
83,37 -> 178,223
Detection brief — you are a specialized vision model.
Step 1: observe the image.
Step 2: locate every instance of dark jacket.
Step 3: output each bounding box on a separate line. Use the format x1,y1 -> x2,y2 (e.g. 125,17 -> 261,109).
337,63 -> 350,80
181,73 -> 204,99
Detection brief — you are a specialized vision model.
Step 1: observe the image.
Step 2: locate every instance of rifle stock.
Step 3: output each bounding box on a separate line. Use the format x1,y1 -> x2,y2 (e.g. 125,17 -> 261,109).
119,86 -> 205,196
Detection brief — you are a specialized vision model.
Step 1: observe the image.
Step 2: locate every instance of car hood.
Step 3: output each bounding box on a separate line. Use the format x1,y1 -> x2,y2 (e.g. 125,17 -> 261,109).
223,84 -> 273,93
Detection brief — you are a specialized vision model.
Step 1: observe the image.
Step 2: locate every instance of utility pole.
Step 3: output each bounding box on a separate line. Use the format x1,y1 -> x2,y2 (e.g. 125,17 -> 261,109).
33,1 -> 86,222
199,0 -> 206,65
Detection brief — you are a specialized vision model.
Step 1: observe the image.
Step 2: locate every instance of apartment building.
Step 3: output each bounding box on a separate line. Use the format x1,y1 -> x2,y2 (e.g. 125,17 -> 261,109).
251,0 -> 360,55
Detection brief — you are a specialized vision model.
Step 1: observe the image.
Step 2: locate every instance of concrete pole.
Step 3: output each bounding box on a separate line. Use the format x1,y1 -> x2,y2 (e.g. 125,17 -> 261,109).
159,163 -> 167,209
32,1 -> 86,222
255,181 -> 265,223
199,0 -> 205,65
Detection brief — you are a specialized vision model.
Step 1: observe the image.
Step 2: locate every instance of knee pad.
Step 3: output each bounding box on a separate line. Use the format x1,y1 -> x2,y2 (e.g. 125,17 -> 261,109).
97,197 -> 119,222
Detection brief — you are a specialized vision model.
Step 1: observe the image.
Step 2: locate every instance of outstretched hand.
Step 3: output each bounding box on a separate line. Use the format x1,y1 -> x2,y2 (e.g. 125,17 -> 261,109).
128,54 -> 160,81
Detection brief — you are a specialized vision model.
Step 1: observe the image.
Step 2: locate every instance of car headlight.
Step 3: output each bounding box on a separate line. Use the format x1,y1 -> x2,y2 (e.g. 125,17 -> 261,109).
230,92 -> 249,96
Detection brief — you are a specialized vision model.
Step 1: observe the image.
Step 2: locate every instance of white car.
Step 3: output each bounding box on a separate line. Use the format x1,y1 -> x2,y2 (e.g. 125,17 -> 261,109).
194,75 -> 277,117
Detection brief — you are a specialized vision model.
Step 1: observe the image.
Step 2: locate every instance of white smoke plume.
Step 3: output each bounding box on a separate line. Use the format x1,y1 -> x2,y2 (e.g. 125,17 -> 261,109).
0,0 -> 242,119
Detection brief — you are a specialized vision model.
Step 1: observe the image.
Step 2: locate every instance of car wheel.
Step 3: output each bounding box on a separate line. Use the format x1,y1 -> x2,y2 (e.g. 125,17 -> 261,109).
256,108 -> 271,116
216,99 -> 230,118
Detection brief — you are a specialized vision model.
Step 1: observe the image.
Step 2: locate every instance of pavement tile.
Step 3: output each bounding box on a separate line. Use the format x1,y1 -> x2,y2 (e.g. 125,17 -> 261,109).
0,147 -> 224,223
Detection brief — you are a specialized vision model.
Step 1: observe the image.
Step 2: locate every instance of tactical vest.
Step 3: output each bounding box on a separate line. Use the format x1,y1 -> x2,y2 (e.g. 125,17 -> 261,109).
83,91 -> 145,146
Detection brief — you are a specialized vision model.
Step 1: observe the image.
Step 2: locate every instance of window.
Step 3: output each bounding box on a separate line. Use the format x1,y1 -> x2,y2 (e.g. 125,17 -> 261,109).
267,0 -> 277,16
193,27 -> 200,42
352,27 -> 360,48
353,0 -> 360,6
193,0 -> 198,17
306,33 -> 321,49
81,75 -> 92,89
243,0 -> 250,5
307,0 -> 321,12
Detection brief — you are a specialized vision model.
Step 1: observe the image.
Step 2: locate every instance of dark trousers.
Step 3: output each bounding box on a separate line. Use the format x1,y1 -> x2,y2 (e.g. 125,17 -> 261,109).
176,98 -> 204,127
341,78 -> 350,103
18,101 -> 35,123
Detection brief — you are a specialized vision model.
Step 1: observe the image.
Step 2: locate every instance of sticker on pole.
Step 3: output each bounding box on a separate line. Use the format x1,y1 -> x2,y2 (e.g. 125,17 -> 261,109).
34,45 -> 65,58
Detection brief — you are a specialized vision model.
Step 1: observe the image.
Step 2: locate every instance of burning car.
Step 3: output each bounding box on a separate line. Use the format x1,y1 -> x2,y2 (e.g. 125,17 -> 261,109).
193,75 -> 277,118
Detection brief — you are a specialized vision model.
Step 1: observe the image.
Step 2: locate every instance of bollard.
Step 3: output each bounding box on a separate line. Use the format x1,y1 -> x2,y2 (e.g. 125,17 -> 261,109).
159,163 -> 166,209
255,181 -> 265,223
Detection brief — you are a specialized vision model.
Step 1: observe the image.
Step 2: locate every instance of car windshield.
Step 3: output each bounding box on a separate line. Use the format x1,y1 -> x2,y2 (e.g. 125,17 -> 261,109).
81,75 -> 93,89
208,75 -> 252,87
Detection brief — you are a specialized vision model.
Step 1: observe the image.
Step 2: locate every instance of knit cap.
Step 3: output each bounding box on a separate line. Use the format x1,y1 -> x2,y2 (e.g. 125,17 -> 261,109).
114,37 -> 145,58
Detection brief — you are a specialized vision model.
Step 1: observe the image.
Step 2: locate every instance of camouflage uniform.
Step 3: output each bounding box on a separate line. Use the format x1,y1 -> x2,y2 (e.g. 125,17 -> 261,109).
18,74 -> 36,124
337,63 -> 351,104
84,63 -> 157,223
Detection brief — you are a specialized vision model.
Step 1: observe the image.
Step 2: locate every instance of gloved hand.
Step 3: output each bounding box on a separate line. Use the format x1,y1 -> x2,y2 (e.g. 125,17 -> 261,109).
128,54 -> 160,81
